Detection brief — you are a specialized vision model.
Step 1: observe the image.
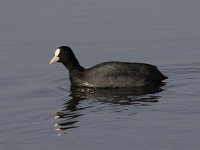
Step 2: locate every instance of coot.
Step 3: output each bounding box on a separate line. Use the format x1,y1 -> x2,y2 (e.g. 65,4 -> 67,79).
50,46 -> 167,88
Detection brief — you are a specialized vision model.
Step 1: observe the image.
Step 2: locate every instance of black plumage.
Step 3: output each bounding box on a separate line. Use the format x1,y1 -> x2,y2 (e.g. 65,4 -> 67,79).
50,46 -> 167,88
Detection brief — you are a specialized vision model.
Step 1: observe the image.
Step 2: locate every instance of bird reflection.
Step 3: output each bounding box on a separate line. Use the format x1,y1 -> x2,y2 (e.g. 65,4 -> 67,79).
54,83 -> 165,133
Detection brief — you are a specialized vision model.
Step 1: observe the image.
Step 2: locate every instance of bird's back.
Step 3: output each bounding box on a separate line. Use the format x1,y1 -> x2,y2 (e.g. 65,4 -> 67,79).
70,62 -> 167,87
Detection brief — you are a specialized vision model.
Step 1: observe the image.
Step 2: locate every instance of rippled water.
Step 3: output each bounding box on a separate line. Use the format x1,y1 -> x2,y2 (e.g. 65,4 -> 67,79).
1,0 -> 200,150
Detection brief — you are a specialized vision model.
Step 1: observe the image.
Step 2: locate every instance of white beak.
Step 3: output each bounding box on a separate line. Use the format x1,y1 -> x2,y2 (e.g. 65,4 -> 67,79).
50,56 -> 60,64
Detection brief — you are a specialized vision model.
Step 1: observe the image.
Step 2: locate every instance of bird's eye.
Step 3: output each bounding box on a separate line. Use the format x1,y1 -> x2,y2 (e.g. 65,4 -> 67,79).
55,48 -> 60,57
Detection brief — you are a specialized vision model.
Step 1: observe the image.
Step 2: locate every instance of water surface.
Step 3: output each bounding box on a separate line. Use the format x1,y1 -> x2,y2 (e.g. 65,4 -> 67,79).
0,0 -> 200,150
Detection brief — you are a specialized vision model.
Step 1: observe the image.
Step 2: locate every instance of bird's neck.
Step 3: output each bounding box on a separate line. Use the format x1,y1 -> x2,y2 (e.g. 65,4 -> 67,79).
63,60 -> 85,72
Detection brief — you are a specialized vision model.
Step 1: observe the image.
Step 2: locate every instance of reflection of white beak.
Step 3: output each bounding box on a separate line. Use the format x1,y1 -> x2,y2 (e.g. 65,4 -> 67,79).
50,56 -> 60,64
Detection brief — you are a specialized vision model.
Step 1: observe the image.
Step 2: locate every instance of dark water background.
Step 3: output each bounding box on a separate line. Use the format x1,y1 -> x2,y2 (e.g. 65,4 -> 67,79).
0,0 -> 200,150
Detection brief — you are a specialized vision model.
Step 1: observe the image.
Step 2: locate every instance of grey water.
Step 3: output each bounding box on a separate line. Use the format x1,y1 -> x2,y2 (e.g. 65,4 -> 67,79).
1,0 -> 200,150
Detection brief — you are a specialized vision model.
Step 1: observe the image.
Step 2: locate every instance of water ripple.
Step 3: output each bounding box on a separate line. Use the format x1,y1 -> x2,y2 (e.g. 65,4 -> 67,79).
53,84 -> 165,134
